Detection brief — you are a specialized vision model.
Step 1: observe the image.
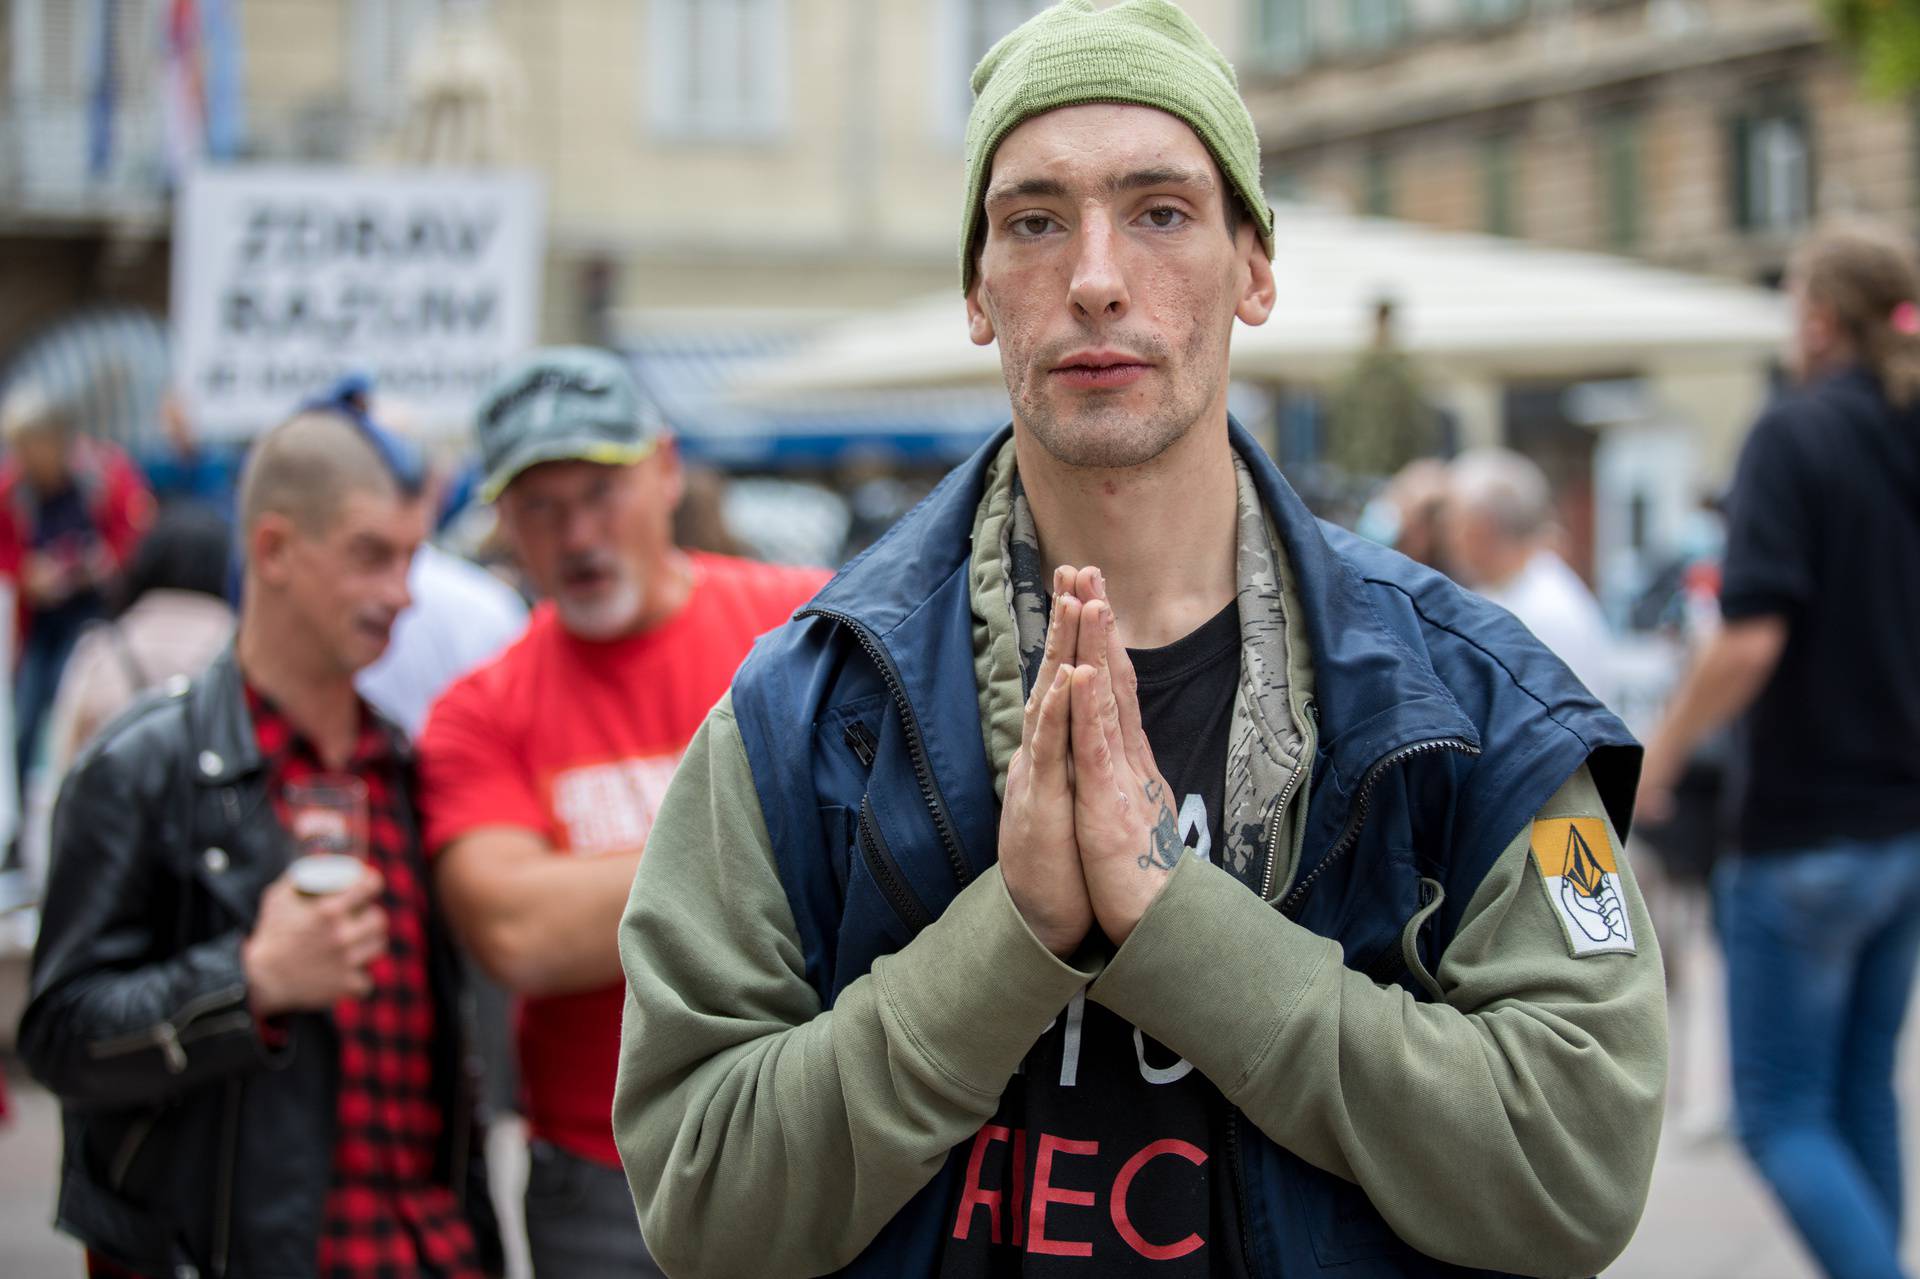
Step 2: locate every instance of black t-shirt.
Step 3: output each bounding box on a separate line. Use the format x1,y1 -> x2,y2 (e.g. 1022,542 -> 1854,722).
1719,366 -> 1920,852
941,601 -> 1249,1277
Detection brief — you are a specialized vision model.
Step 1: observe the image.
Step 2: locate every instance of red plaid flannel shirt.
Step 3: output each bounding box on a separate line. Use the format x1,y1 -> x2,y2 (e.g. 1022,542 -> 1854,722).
90,689 -> 483,1279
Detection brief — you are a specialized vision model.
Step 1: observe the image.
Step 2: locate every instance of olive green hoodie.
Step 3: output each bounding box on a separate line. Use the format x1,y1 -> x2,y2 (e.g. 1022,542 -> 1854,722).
613,442 -> 1666,1278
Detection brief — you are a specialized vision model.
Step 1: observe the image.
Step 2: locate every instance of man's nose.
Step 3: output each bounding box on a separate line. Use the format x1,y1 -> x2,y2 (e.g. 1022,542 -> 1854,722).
387,563 -> 414,616
558,503 -> 601,555
1068,214 -> 1130,321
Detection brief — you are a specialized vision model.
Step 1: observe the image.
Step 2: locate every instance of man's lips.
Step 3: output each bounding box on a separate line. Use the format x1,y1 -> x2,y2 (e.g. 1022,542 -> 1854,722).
1050,354 -> 1151,389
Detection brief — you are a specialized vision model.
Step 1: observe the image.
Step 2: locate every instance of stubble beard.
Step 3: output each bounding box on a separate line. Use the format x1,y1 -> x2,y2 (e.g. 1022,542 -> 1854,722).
1010,316 -> 1223,473
556,570 -> 646,641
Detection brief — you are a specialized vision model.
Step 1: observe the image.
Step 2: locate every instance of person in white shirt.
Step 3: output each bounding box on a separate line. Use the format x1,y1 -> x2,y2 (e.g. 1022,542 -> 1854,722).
357,540 -> 527,737
1443,447 -> 1618,708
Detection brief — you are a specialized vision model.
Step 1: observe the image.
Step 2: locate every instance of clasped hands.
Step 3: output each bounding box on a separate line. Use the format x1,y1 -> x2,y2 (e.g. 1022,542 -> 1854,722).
1000,566 -> 1183,958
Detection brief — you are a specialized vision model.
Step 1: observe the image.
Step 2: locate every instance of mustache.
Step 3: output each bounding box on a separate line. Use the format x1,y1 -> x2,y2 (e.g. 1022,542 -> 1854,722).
559,551 -> 620,581
1037,330 -> 1170,369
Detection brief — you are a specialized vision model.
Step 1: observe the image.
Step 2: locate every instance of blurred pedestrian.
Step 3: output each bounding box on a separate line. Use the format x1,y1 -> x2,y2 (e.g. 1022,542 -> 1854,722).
139,392 -> 245,519
1355,456 -> 1453,573
1327,295 -> 1440,477
297,379 -> 532,739
18,504 -> 236,897
41,503 -> 235,782
1640,218 -> 1920,1279
1445,447 -> 1618,707
612,4 -> 1662,1276
417,347 -> 826,1279
0,386 -> 154,789
18,408 -> 500,1279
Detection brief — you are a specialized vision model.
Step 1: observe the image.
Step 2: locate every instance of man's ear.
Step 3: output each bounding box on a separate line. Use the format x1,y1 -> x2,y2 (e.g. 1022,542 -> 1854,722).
966,278 -> 997,347
1236,228 -> 1276,328
655,435 -> 686,511
249,513 -> 295,587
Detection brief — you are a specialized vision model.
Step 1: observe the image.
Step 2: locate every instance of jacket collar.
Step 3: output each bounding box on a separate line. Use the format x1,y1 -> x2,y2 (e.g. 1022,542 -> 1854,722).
184,646 -> 408,787
1225,419 -> 1480,774
185,647 -> 266,785
815,419 -> 1479,784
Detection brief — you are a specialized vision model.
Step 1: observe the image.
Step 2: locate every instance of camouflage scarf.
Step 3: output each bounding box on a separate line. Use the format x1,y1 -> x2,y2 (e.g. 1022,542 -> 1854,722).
998,452 -> 1310,887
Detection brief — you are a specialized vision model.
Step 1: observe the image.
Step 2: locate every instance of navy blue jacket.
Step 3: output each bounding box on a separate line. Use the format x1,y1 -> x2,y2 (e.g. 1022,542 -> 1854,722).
729,423 -> 1640,1277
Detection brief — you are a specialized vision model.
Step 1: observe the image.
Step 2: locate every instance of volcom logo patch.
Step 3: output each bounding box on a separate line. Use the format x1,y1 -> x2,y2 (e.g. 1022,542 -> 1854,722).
1530,817 -> 1635,956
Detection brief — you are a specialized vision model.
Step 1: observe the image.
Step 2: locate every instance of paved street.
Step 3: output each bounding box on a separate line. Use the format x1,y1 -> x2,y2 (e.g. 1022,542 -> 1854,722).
4,911 -> 1918,1277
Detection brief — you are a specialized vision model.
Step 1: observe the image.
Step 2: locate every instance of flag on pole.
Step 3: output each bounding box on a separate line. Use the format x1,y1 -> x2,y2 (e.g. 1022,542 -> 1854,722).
87,0 -> 118,177
201,0 -> 245,161
162,0 -> 207,177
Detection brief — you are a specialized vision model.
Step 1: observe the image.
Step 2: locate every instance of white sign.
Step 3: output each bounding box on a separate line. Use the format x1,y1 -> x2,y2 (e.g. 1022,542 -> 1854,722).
172,167 -> 545,439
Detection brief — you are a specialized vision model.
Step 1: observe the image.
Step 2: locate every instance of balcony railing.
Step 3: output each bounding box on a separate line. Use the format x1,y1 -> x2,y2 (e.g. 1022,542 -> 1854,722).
0,94 -> 174,218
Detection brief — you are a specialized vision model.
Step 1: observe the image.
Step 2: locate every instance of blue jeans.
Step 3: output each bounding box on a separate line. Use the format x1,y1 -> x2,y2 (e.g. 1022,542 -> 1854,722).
1717,831 -> 1920,1279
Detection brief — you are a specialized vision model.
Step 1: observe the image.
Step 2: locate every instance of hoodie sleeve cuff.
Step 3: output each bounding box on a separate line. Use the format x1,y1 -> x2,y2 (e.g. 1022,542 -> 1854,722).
1088,854 -> 1335,1090
872,864 -> 1097,1098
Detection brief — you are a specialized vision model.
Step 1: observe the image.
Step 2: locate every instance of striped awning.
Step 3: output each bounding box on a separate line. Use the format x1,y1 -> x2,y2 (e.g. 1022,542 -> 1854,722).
624,327 -> 1011,469
0,307 -> 171,450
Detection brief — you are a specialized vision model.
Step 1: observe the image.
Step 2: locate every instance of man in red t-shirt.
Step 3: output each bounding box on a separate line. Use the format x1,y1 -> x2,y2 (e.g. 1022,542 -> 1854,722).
418,347 -> 827,1278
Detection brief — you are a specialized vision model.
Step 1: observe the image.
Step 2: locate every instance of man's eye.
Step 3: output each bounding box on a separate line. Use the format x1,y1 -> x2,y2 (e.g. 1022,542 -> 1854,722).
1011,215 -> 1057,238
1142,206 -> 1188,229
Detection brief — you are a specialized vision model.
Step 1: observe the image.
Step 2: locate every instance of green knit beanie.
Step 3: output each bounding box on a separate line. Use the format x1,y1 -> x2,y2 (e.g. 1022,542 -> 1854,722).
960,0 -> 1274,293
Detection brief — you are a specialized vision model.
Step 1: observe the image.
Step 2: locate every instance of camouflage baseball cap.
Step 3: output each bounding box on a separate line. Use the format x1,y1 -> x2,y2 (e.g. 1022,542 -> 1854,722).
476,346 -> 663,502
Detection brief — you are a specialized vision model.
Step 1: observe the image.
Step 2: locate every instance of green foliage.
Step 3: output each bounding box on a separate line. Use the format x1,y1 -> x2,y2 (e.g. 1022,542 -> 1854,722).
1821,0 -> 1920,98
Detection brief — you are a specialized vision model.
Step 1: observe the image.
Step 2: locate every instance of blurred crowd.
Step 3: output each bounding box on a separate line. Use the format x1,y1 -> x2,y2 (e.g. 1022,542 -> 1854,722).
0,204 -> 1914,1279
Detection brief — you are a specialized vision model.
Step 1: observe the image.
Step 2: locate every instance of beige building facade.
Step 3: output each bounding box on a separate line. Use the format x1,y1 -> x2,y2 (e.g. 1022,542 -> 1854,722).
0,0 -> 1248,368
1242,0 -> 1915,285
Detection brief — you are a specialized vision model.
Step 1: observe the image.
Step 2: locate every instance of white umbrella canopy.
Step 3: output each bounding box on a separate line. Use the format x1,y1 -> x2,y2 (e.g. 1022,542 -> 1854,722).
732,204 -> 1789,399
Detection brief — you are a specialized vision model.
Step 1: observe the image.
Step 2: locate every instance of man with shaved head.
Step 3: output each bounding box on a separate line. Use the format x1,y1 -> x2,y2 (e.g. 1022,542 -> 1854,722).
22,408 -> 500,1279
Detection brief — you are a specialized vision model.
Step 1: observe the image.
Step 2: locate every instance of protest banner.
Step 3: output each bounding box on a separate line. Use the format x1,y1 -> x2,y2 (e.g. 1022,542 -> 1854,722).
172,167 -> 544,438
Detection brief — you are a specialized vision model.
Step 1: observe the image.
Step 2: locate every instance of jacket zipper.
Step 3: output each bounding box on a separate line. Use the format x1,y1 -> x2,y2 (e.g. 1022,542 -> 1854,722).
842,719 -> 878,769
1279,738 -> 1479,920
1257,753 -> 1311,903
857,798 -> 933,933
109,1113 -> 160,1190
212,1081 -> 241,1277
1224,1112 -> 1261,1277
86,984 -> 248,1073
801,607 -> 971,892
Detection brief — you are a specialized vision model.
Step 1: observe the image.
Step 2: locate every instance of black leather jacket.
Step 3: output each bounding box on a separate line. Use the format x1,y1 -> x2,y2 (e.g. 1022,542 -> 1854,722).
18,649 -> 501,1279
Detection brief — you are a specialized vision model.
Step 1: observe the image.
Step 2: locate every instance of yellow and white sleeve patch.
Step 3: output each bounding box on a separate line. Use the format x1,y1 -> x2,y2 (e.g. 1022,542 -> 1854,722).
1530,817 -> 1636,957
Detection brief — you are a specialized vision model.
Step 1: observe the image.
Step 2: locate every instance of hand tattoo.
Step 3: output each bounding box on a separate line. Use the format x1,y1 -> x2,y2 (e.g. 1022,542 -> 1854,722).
1137,783 -> 1183,872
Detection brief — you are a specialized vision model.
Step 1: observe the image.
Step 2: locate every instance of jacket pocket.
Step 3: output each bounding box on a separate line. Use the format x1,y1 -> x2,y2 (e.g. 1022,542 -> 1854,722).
56,1161 -> 184,1278
108,1110 -> 167,1196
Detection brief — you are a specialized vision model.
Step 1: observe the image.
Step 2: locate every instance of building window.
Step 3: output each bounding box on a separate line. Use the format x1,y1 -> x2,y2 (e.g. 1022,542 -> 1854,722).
1730,105 -> 1812,234
937,0 -> 1048,141
1599,113 -> 1642,250
351,0 -> 446,129
647,0 -> 789,142
1461,0 -> 1527,25
1363,148 -> 1394,218
1482,132 -> 1519,237
1266,162 -> 1304,205
1346,0 -> 1409,52
1255,0 -> 1315,72
10,0 -> 170,195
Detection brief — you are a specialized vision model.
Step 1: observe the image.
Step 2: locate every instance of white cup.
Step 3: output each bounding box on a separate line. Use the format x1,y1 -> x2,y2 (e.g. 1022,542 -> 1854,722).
289,852 -> 365,896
